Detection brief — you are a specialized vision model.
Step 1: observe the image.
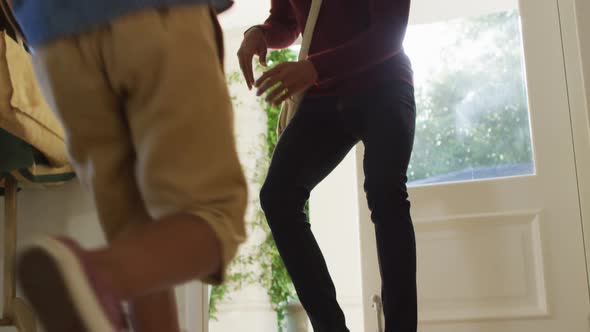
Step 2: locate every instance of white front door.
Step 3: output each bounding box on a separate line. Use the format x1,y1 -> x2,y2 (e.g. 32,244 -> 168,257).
357,0 -> 590,331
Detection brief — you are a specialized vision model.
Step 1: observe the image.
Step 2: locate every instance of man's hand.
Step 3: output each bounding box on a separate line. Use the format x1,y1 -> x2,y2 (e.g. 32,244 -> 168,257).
237,27 -> 268,90
255,60 -> 318,106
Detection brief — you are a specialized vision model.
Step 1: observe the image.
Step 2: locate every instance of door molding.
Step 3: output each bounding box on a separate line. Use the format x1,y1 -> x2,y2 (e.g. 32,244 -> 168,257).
415,210 -> 548,322
556,0 -> 590,293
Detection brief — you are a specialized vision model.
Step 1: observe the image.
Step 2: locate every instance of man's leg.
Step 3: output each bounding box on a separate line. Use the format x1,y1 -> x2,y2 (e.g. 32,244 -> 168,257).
359,81 -> 417,332
260,97 -> 358,332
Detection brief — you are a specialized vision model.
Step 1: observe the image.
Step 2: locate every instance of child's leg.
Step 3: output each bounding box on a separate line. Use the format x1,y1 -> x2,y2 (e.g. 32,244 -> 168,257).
30,27 -> 182,332
27,4 -> 246,331
117,1 -> 246,284
116,224 -> 182,332
86,214 -> 222,299
94,0 -> 246,301
130,290 -> 181,332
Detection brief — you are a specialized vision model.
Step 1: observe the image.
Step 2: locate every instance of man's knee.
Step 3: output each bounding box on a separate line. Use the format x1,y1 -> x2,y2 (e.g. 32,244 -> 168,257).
260,180 -> 307,220
365,175 -> 411,220
259,181 -> 282,215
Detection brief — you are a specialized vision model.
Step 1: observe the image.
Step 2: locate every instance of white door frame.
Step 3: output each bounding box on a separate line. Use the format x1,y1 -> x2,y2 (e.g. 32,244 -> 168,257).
558,0 -> 590,290
184,282 -> 208,332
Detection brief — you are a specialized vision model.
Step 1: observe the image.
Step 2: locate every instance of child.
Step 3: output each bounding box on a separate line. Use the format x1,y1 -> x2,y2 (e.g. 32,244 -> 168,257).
11,1 -> 247,331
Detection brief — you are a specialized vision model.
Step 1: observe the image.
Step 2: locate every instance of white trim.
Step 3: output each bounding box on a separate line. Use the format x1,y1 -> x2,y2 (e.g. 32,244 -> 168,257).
181,282 -> 207,332
556,0 -> 590,291
201,283 -> 209,332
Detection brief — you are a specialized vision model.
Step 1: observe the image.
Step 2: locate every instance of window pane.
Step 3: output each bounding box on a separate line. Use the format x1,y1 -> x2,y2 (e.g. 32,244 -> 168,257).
405,11 -> 534,186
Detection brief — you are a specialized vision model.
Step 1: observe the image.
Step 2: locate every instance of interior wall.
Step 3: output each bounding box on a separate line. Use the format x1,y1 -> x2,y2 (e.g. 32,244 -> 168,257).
310,150 -> 364,332
207,27 -> 277,332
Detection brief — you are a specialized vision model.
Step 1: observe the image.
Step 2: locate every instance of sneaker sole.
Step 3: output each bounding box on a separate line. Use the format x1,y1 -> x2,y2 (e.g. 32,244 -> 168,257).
18,238 -> 117,332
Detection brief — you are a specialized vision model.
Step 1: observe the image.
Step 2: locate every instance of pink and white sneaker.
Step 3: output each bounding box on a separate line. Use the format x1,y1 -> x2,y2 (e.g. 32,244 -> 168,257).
18,237 -> 128,332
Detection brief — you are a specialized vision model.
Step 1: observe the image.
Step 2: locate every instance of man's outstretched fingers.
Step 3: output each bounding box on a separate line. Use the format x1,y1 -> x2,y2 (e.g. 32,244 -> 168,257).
256,75 -> 281,96
255,63 -> 284,88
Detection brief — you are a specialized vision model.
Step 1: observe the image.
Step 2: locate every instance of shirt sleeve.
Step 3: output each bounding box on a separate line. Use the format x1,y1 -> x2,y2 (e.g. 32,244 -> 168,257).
307,0 -> 411,87
252,0 -> 300,49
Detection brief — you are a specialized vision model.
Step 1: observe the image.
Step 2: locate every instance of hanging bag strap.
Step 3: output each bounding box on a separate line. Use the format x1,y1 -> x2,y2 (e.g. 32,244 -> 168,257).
276,0 -> 323,135
299,0 -> 323,61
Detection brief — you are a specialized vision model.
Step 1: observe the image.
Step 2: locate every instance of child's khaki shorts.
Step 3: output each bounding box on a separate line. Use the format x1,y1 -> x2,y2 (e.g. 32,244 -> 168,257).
32,5 -> 247,284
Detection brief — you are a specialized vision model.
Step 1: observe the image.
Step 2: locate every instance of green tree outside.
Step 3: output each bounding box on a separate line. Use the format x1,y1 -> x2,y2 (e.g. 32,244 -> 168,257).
408,11 -> 533,183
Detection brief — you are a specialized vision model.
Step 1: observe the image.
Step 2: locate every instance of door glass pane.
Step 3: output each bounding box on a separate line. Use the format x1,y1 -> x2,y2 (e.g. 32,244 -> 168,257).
405,10 -> 535,186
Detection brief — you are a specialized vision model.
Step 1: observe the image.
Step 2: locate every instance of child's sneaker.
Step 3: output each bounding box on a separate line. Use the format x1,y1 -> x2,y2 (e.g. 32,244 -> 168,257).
18,237 -> 128,332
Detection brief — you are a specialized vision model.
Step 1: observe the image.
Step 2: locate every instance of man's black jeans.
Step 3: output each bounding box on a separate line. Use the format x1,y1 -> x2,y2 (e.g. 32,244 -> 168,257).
260,80 -> 417,332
